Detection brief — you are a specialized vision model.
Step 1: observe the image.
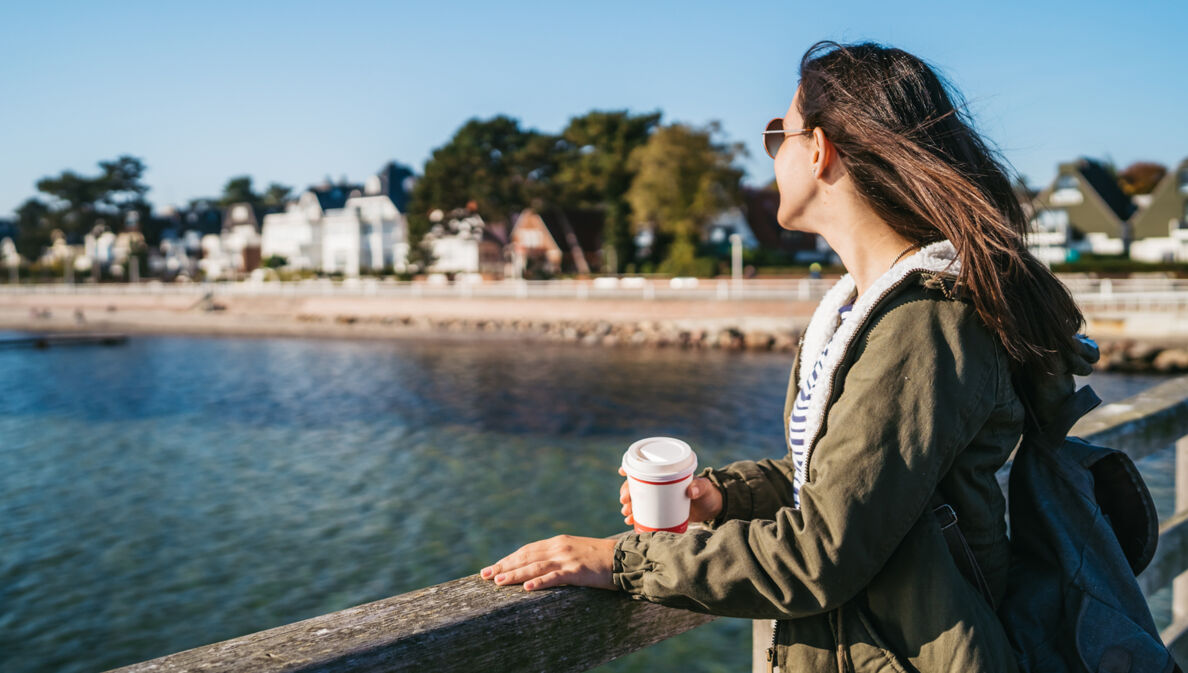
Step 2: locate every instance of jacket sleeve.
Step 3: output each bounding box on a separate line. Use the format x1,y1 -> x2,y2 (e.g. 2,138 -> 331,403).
611,296 -> 1001,619
698,457 -> 798,526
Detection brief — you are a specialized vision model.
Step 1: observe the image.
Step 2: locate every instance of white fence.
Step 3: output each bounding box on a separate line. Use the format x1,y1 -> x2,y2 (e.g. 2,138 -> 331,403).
2,276 -> 1188,308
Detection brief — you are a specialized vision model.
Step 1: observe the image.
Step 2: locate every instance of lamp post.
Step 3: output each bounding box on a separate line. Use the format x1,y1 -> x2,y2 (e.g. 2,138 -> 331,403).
1,237 -> 17,284
730,233 -> 742,297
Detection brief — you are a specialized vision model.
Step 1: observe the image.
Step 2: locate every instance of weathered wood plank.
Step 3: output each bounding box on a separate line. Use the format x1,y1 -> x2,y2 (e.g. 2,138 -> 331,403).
751,619 -> 772,673
1162,618 -> 1188,666
106,573 -> 716,673
1074,375 -> 1188,462
994,375 -> 1188,498
1141,510 -> 1188,597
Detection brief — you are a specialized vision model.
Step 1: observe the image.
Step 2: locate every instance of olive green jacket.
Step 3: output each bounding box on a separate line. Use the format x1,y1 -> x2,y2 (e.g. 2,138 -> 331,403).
611,242 -> 1066,672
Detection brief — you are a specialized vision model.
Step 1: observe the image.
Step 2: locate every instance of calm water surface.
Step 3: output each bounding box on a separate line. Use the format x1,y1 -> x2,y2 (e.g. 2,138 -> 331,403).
0,332 -> 1173,672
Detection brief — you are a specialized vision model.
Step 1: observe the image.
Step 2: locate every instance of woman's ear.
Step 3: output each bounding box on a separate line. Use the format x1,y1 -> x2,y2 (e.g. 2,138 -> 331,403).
811,128 -> 836,179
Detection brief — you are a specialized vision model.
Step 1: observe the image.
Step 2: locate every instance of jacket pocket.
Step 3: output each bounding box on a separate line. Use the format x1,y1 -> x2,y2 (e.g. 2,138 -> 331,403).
845,601 -> 917,673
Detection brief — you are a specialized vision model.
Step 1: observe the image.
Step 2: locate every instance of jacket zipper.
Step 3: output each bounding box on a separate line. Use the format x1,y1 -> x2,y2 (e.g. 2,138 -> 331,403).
767,618 -> 780,672
772,270 -> 936,673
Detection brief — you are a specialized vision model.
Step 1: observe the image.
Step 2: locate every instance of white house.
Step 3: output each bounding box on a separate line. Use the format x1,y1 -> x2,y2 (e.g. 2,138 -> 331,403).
321,175 -> 409,276
198,234 -> 229,280
423,208 -> 485,274
705,207 -> 759,250
260,191 -> 328,270
262,171 -> 410,277
219,203 -> 263,277
1127,159 -> 1188,263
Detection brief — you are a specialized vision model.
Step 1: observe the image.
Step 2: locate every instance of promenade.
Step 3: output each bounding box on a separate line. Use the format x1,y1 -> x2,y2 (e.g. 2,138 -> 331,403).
1,276 -> 1187,350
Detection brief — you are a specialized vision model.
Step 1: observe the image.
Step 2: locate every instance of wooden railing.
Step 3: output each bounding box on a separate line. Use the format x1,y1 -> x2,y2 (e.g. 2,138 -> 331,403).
108,375 -> 1188,673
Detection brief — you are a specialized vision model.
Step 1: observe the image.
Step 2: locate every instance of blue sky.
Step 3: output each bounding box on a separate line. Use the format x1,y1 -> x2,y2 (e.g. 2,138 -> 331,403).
1,0 -> 1184,216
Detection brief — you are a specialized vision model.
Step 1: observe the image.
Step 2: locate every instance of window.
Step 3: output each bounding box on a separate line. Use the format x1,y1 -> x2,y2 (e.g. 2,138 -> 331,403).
521,229 -> 543,248
1050,173 -> 1083,206
1179,169 -> 1188,195
1032,208 -> 1069,234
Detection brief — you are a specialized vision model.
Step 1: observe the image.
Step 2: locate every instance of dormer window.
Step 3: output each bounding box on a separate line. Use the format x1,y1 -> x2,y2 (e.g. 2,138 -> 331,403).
1050,174 -> 1083,206
1032,208 -> 1069,234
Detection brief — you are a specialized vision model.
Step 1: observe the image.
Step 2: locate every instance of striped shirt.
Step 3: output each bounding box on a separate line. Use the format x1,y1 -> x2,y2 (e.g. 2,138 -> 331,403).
789,303 -> 853,508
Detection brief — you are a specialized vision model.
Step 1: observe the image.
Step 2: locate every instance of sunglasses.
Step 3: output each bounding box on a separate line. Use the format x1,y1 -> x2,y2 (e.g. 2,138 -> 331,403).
762,117 -> 812,159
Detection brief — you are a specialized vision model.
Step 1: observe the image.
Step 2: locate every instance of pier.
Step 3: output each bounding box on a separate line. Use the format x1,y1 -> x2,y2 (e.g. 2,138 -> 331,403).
105,375 -> 1188,672
0,333 -> 127,349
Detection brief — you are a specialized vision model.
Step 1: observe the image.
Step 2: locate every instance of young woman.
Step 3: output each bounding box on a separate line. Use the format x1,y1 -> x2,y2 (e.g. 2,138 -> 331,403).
480,41 -> 1095,671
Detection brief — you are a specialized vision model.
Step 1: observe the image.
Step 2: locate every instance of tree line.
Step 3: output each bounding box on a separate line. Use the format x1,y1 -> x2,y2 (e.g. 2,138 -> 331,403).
406,111 -> 746,274
7,111 -> 1173,276
8,110 -> 747,276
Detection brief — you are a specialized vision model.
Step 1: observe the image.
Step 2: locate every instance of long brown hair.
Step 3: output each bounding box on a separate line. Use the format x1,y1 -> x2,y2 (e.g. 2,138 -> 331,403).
798,40 -> 1083,374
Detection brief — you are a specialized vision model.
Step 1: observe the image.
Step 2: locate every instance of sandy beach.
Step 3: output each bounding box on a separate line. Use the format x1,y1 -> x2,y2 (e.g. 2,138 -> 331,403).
0,288 -> 818,348
3,285 -> 1187,365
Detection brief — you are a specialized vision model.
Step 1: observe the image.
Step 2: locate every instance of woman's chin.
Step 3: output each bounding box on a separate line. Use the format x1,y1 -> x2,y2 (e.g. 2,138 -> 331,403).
777,211 -> 807,233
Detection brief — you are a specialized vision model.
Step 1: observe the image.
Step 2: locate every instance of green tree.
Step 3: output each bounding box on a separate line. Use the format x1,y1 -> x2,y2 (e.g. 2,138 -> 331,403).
406,115 -> 551,266
31,155 -> 153,245
219,175 -> 260,208
1117,162 -> 1167,196
410,115 -> 547,223
626,122 -> 745,273
554,110 -> 661,272
261,183 -> 293,209
13,198 -> 52,260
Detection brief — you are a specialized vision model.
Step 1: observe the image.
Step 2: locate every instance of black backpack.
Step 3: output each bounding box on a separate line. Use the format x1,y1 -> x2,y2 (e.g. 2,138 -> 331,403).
938,385 -> 1178,672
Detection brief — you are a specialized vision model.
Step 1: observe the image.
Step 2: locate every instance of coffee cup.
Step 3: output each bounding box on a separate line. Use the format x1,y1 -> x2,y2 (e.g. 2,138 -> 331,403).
621,437 -> 698,533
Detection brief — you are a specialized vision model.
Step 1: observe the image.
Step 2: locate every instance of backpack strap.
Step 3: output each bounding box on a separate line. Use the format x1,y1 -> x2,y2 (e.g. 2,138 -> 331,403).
931,494 -> 995,607
933,386 -> 1101,610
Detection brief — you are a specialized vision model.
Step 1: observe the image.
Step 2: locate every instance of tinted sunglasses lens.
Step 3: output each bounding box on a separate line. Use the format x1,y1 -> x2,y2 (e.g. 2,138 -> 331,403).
764,118 -> 783,158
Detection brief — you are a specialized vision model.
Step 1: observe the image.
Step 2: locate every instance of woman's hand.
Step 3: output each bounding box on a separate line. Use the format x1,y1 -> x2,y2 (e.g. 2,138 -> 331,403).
618,467 -> 723,527
480,535 -> 618,591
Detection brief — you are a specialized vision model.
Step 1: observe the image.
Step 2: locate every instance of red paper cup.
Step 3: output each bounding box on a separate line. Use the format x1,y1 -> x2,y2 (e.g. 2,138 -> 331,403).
622,437 -> 698,534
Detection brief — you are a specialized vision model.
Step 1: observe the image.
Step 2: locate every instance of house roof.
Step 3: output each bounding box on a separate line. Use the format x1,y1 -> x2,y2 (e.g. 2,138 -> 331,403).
1129,157 -> 1188,238
482,220 -> 509,246
1070,158 -> 1136,222
310,183 -> 363,212
222,202 -> 260,228
377,162 -> 415,212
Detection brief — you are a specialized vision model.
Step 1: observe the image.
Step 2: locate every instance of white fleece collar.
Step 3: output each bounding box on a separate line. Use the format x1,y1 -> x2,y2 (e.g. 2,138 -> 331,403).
793,240 -> 962,472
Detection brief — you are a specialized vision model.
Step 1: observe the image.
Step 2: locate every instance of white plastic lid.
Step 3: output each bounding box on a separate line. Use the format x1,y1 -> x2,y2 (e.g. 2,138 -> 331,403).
622,437 -> 697,481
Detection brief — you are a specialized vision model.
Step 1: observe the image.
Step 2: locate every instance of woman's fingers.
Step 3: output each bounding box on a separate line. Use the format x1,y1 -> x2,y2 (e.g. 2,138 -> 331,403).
526,570 -> 564,591
492,560 -> 554,586
481,536 -> 617,591
619,476 -> 633,524
481,537 -> 571,584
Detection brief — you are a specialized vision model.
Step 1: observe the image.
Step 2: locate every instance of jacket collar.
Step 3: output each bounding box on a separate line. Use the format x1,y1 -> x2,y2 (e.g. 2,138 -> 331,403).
799,240 -> 962,384
790,241 -> 962,480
